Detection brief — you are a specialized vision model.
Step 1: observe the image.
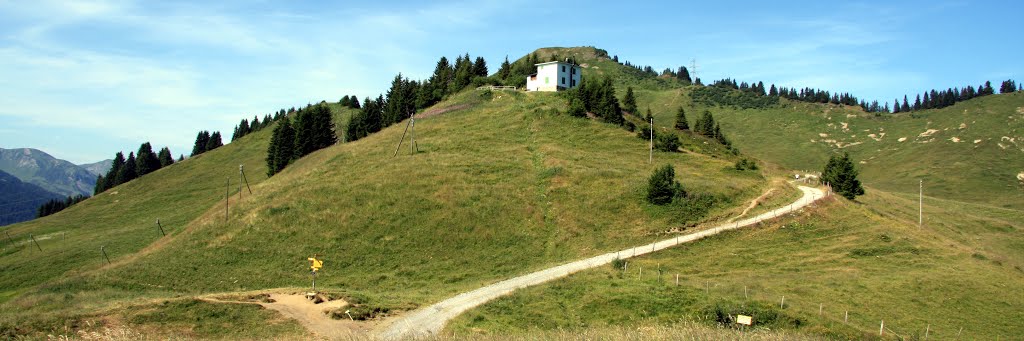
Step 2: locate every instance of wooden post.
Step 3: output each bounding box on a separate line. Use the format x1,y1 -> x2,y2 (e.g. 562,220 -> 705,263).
225,177 -> 229,222
819,303 -> 822,315
879,320 -> 884,336
744,286 -> 748,299
675,274 -> 679,286
29,234 -> 42,251
240,165 -> 253,195
638,266 -> 642,280
925,324 -> 930,340
957,327 -> 963,338
4,231 -> 14,249
393,115 -> 413,157
780,296 -> 785,309
156,219 -> 165,236
706,281 -> 709,295
844,311 -> 848,323
239,165 -> 243,200
101,246 -> 111,264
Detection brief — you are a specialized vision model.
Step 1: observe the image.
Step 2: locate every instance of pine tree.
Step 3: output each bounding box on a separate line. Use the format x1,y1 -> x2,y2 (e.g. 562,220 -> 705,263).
902,95 -> 910,112
646,164 -> 684,205
157,147 -> 174,167
769,84 -> 778,97
340,95 -> 351,107
205,131 -> 223,151
135,142 -> 161,176
497,56 -> 511,80
622,87 -> 638,115
118,152 -> 138,184
674,107 -> 689,130
567,97 -> 586,118
94,174 -> 105,195
267,116 -> 295,176
822,152 -> 865,200
472,56 -> 488,78
103,152 -> 126,191
191,131 -> 210,156
677,66 -> 692,84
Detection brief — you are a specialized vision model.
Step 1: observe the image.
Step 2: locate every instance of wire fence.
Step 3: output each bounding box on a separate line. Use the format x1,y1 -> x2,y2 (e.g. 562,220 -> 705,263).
614,263 -> 976,340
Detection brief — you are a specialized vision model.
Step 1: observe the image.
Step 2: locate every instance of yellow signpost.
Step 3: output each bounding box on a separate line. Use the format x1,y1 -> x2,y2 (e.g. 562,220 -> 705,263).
737,315 -> 753,326
308,255 -> 323,292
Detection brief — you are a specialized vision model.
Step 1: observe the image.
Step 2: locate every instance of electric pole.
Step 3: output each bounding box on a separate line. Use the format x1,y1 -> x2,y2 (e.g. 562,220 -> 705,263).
649,117 -> 653,163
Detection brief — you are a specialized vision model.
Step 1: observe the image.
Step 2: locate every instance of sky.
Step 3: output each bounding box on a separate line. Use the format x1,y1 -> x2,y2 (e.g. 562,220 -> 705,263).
1,0 -> 1021,164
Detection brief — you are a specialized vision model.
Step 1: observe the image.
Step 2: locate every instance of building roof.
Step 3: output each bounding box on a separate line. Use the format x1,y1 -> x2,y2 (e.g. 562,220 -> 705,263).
534,61 -> 575,67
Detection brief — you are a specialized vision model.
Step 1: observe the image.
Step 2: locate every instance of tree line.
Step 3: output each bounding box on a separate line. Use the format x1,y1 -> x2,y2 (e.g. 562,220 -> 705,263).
891,80 -> 1020,113
231,114 -> 274,142
345,53 -> 492,143
37,195 -> 89,218
266,103 -> 337,176
95,142 -> 176,194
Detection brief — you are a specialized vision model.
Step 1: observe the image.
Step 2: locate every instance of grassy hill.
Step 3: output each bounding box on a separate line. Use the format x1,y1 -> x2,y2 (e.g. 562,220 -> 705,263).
2,46 -> 1020,340
450,185 -> 1024,339
0,88 -> 769,338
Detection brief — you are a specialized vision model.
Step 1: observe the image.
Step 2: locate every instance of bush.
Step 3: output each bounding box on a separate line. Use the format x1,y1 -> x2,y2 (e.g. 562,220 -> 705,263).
655,133 -> 680,152
647,164 -> 684,205
733,158 -> 758,170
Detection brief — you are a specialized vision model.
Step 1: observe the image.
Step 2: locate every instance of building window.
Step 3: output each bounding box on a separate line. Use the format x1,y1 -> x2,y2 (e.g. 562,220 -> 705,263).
562,65 -> 566,72
561,77 -> 566,84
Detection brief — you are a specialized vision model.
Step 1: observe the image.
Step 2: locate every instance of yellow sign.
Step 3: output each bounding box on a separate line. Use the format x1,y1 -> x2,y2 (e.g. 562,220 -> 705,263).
737,315 -> 752,326
308,257 -> 323,271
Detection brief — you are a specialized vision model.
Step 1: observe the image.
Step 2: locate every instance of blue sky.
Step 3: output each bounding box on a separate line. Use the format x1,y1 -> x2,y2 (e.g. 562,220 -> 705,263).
1,0 -> 1021,164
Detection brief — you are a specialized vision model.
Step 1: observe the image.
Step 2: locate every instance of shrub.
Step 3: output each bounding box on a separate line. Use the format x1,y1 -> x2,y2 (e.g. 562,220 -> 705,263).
733,158 -> 758,170
655,133 -> 680,152
647,164 -> 683,205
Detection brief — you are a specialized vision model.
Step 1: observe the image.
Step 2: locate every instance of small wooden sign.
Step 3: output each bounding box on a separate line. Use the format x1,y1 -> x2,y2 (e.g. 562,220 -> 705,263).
737,315 -> 752,326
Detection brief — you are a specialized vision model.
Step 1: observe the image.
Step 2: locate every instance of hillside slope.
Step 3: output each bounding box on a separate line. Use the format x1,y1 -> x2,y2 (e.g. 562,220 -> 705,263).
1,90 -> 770,338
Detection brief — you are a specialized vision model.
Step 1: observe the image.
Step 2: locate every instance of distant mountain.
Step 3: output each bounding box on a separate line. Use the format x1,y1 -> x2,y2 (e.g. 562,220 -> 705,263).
0,169 -> 61,226
0,148 -> 97,197
78,159 -> 113,177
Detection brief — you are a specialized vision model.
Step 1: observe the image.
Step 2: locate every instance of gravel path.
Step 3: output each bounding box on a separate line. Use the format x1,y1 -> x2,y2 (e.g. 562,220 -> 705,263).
378,185 -> 827,340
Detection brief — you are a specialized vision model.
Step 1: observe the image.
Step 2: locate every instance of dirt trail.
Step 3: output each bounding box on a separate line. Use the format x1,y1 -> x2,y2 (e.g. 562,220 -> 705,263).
205,293 -> 370,340
377,185 -> 828,340
730,187 -> 776,222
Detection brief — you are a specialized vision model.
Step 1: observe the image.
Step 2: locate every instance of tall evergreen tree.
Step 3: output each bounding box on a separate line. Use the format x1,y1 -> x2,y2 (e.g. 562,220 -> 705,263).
118,152 -> 138,184
267,116 -> 295,176
101,152 -> 126,192
94,174 -> 105,195
157,147 -> 174,167
674,107 -> 689,130
429,56 -> 453,102
902,95 -> 910,112
622,87 -> 638,115
136,142 -> 161,176
191,131 -> 210,156
498,56 -> 511,80
205,131 -> 223,152
822,152 -> 865,200
472,56 -> 488,78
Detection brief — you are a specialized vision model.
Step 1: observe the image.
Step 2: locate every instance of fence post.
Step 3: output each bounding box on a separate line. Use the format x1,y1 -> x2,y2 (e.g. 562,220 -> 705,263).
675,274 -> 679,286
879,320 -> 884,336
780,296 -> 785,309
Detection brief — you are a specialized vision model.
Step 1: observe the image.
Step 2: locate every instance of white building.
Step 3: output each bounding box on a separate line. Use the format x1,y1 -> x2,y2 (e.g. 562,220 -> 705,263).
525,61 -> 580,92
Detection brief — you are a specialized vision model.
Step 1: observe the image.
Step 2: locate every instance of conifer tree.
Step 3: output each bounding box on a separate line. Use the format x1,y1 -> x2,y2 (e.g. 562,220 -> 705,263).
567,97 -> 586,117
267,116 -> 295,176
250,116 -> 260,132
136,142 -> 161,176
622,87 -> 638,115
102,152 -> 126,192
674,107 -> 689,130
191,131 -> 210,156
205,131 -> 223,151
350,96 -> 360,109
646,164 -> 684,205
94,174 -> 105,195
822,152 -> 865,200
118,152 -> 138,184
158,147 -> 174,167
472,56 -> 488,78
902,95 -> 910,112
498,56 -> 511,80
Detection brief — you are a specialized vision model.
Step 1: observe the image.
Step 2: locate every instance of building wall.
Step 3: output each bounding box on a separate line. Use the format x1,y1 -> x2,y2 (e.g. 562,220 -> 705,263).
526,62 -> 581,92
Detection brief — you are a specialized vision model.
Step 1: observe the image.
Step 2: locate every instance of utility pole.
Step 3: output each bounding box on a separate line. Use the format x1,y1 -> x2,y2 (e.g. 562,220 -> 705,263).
919,179 -> 923,228
690,59 -> 698,83
649,117 -> 653,163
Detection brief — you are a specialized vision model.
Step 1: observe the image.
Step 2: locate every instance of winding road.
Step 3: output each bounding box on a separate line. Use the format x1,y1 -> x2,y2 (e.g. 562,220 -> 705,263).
377,185 -> 827,340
